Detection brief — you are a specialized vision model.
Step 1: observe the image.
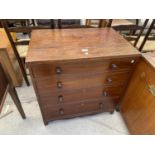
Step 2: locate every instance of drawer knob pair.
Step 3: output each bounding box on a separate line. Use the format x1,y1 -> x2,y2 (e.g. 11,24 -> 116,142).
56,67 -> 62,74
57,81 -> 63,88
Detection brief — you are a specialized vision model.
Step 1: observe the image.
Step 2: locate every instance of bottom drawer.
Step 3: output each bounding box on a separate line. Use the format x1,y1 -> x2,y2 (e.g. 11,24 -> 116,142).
42,98 -> 115,122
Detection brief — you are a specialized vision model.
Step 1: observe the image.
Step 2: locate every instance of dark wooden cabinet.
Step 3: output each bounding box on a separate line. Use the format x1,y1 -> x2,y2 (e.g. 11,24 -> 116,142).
26,28 -> 140,125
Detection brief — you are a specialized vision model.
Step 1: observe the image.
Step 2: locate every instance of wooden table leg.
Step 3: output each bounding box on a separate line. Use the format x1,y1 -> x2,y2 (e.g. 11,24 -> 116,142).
9,86 -> 26,119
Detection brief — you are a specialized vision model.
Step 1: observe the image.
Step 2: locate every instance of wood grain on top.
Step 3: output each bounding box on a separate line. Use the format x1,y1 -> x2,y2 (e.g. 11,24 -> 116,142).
26,28 -> 140,63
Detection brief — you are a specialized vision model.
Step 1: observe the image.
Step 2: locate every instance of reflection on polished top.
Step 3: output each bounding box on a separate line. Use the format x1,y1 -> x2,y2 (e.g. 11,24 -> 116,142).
26,28 -> 140,63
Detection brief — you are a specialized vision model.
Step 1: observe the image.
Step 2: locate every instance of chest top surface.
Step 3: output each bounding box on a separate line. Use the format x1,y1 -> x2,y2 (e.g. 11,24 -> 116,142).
26,28 -> 140,63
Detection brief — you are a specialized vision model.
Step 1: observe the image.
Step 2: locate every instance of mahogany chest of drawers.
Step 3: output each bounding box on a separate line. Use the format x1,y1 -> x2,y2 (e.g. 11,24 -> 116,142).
26,28 -> 140,125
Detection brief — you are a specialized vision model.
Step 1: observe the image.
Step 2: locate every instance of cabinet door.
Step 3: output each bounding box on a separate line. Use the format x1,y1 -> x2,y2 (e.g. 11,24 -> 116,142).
120,59 -> 155,134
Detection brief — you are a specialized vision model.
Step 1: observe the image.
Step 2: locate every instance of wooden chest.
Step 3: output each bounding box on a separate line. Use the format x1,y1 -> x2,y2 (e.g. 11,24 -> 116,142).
26,28 -> 140,125
120,52 -> 155,134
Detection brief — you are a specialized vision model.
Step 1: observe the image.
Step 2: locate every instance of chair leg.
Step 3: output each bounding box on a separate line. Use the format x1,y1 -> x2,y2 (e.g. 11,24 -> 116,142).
21,58 -> 26,68
9,86 -> 26,119
1,20 -> 30,86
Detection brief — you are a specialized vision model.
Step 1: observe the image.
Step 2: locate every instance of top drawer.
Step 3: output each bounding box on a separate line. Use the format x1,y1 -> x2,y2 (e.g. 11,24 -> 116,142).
31,57 -> 138,78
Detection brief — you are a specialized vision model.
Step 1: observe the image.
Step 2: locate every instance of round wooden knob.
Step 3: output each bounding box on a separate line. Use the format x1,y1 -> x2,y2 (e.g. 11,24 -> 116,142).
57,81 -> 63,88
111,64 -> 117,69
59,108 -> 64,115
56,67 -> 62,74
130,59 -> 135,64
107,78 -> 112,83
58,95 -> 63,102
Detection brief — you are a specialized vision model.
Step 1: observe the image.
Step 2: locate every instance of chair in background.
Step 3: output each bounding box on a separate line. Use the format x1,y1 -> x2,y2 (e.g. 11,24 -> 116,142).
0,62 -> 26,118
85,19 -> 112,28
58,19 -> 92,29
124,19 -> 149,46
111,19 -> 146,43
118,19 -> 155,53
130,19 -> 149,47
57,19 -> 112,29
110,19 -> 155,53
111,19 -> 139,32
126,19 -> 155,53
58,19 -> 81,28
1,19 -> 30,86
137,19 -> 155,52
0,28 -> 23,87
35,19 -> 55,28
85,19 -> 141,33
1,19 -> 55,86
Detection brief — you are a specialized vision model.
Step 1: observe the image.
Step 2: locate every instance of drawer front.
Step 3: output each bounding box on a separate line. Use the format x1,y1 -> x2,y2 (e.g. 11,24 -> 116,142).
32,61 -> 109,78
39,85 -> 124,106
32,57 -> 138,78
42,98 -> 115,121
109,58 -> 137,71
39,87 -> 103,105
35,71 -> 131,94
103,86 -> 125,97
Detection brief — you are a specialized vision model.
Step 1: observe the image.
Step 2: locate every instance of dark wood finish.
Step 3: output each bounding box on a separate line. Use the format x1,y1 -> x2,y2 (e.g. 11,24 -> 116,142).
34,71 -> 131,91
39,86 -> 121,106
26,28 -> 140,63
31,57 -> 138,78
26,28 -> 140,125
120,54 -> 155,134
42,98 -> 115,122
0,63 -> 26,118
